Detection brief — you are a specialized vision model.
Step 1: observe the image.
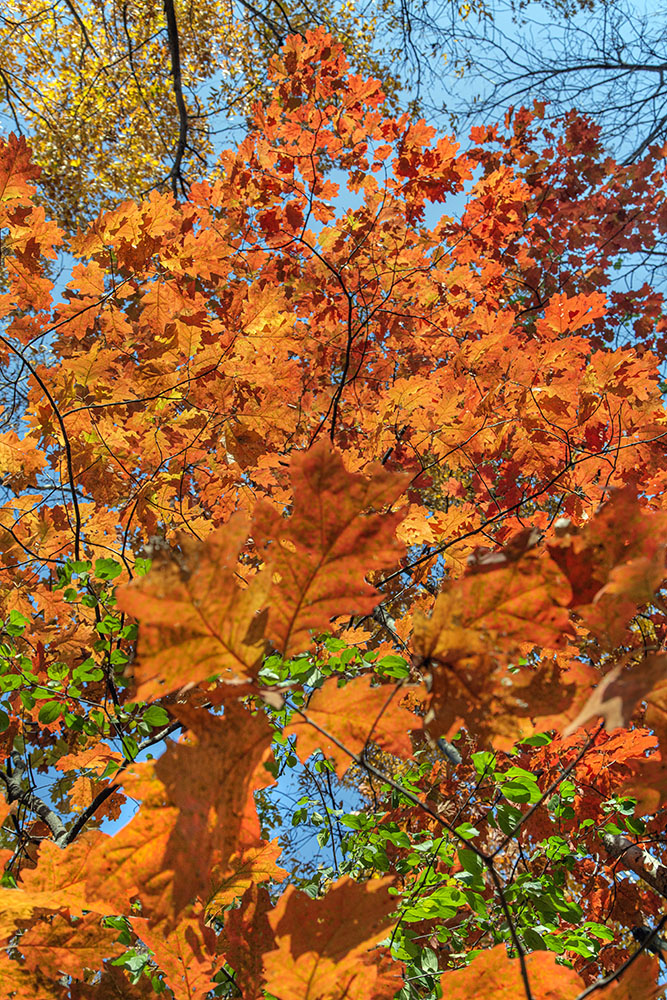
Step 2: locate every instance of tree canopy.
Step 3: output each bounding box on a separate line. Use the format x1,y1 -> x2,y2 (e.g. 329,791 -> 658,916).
0,0 -> 398,229
1,22 -> 667,1000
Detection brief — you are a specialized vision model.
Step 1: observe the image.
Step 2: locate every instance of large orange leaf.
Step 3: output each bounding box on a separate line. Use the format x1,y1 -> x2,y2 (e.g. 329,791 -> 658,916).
285,675 -> 421,776
600,954 -> 662,999
84,701 -> 276,924
116,512 -> 271,701
262,877 -> 396,1000
131,908 -> 220,1000
0,951 -> 64,999
548,488 -> 667,648
220,884 -> 275,1000
413,551 -> 572,664
252,441 -> 409,656
413,550 -> 575,746
12,831 -> 110,917
564,653 -> 667,736
20,912 -> 124,980
439,945 -> 583,999
424,654 -> 598,750
0,134 -> 40,209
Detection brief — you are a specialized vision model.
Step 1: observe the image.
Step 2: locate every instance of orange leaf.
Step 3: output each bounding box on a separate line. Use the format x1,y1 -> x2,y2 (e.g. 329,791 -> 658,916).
440,945 -> 583,999
286,675 -> 421,776
20,912 -> 124,979
252,441 -> 408,656
564,653 -> 667,736
85,702 -> 276,924
0,951 -> 64,999
548,488 -> 667,648
116,512 -> 271,701
131,908 -> 219,1000
413,551 -> 572,665
205,839 -> 288,919
263,877 -> 397,1000
600,954 -> 662,999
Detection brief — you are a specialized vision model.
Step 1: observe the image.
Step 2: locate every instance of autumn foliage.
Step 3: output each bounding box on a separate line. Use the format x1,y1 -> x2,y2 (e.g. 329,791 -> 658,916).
2,27 -> 667,1000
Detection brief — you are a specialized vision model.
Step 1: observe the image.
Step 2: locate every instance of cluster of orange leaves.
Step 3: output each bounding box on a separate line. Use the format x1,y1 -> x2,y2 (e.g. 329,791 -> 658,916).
0,25 -> 667,1000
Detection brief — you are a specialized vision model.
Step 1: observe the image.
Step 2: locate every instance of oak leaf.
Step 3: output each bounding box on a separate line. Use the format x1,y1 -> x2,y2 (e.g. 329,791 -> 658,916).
564,653 -> 667,736
20,912 -> 124,980
601,954 -> 663,999
0,951 -> 64,999
14,832 -> 110,920
204,840 -> 287,920
412,551 -> 572,665
548,488 -> 667,648
116,512 -> 271,701
285,675 -> 421,775
440,945 -> 583,999
220,884 -> 275,1000
263,877 -> 397,1000
84,702 -> 276,924
252,441 -> 408,656
131,908 -> 220,1000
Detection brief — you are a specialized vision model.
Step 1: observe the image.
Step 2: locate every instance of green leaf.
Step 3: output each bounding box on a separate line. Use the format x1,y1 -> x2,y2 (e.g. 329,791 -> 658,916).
4,610 -> 28,637
455,822 -> 479,841
95,558 -> 123,581
376,654 -> 410,678
501,779 -> 540,804
495,802 -> 523,836
134,557 -> 152,577
142,705 -> 170,728
524,927 -> 547,951
520,732 -> 552,747
458,848 -> 484,877
38,701 -> 62,724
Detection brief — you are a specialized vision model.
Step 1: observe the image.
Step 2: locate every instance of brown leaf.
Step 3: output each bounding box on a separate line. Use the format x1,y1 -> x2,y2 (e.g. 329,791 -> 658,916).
564,653 -> 667,736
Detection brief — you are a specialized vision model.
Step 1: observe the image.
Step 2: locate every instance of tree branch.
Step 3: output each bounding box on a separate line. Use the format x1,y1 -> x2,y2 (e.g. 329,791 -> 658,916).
0,755 -> 68,846
162,0 -> 189,197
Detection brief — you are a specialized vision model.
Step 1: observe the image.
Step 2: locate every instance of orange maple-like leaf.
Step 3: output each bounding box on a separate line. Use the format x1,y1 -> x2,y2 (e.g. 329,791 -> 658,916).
55,743 -> 123,776
0,134 -> 40,209
548,488 -> 667,649
263,877 -> 397,1000
413,551 -> 572,664
440,945 -> 583,999
536,290 -> 607,337
564,653 -> 667,736
422,654 -> 597,751
413,551 -> 575,746
0,951 -> 63,1000
620,753 -> 667,813
84,701 -> 276,925
285,675 -> 421,776
220,884 -> 275,1000
20,911 -> 124,980
205,839 -> 287,920
116,512 -> 271,701
252,441 -> 409,657
600,954 -> 663,999
131,907 -> 220,1000
12,831 -> 110,922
